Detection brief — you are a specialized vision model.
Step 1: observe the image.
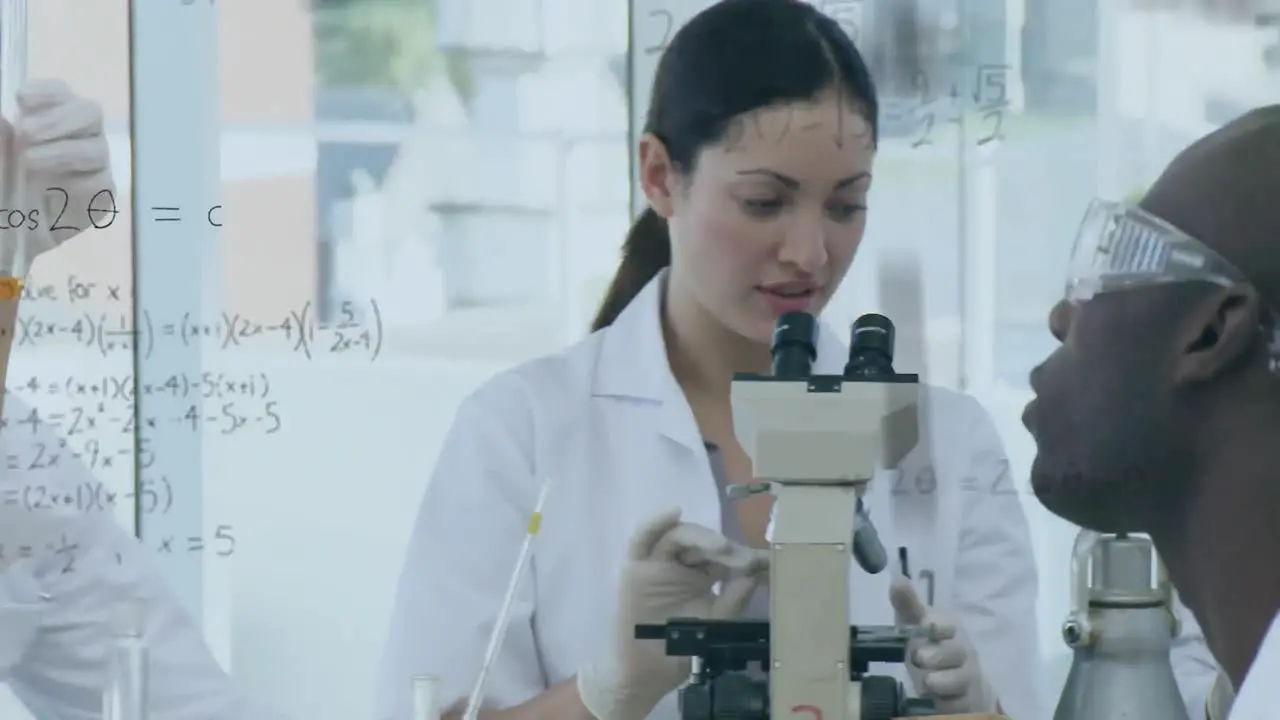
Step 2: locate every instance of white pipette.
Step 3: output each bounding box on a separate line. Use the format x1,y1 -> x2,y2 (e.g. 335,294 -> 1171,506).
459,475 -> 553,720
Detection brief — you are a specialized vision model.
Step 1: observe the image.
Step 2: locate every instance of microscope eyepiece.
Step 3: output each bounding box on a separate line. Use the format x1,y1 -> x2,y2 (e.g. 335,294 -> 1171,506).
771,311 -> 817,378
844,313 -> 896,378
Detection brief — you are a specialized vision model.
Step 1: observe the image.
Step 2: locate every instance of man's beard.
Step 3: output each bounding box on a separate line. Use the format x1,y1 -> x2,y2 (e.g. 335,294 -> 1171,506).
1030,385 -> 1192,534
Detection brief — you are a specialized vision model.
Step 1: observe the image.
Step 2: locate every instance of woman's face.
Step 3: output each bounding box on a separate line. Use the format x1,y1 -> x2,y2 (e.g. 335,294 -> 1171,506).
642,88 -> 875,344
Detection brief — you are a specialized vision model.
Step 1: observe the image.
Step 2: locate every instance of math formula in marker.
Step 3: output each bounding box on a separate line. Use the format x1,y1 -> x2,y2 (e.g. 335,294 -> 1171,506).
6,372 -> 272,403
148,204 -> 223,227
0,188 -> 120,234
0,527 -> 236,576
8,299 -> 385,361
1,399 -> 283,438
5,476 -> 176,515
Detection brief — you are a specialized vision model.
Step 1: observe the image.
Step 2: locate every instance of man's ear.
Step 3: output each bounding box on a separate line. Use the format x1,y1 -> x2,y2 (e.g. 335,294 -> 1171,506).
1174,286 -> 1263,384
638,133 -> 677,218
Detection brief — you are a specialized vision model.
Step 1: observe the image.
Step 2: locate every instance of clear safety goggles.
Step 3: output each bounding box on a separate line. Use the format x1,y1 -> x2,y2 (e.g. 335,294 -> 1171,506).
1065,198 -> 1280,369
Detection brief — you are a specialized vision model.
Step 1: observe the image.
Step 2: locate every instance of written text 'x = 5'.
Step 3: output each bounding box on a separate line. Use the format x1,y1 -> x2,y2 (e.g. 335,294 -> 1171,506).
150,205 -> 223,227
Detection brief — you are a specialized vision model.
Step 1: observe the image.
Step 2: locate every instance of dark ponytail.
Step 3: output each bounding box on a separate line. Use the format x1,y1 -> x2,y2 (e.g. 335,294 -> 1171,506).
590,207 -> 671,331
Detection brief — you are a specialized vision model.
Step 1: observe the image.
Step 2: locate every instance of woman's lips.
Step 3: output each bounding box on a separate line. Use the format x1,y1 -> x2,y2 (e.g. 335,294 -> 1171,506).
757,287 -> 818,314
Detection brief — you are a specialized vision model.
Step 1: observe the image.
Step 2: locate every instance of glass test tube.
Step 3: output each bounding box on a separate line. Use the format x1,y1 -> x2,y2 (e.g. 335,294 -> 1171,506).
103,601 -> 150,720
412,674 -> 441,720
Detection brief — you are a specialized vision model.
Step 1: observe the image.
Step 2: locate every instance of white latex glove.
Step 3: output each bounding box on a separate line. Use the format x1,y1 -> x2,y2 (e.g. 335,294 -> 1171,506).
577,508 -> 769,720
1,79 -> 113,271
889,575 -> 999,715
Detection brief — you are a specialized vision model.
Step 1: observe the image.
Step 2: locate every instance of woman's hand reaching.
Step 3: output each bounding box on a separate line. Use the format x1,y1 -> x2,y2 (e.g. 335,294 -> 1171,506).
577,508 -> 769,720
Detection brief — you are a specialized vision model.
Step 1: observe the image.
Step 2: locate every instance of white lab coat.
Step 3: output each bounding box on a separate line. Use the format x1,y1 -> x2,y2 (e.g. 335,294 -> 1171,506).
0,395 -> 268,720
1227,608 -> 1279,719
375,272 -> 1218,720
1175,598 -> 1229,720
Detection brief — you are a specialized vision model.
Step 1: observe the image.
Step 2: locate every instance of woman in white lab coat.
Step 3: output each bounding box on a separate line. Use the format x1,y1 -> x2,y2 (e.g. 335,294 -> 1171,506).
0,79 -> 269,720
373,1 -> 1221,718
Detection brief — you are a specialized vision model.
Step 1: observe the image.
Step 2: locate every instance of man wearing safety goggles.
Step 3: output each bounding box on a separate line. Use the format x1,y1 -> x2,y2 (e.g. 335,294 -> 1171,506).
1025,105 -> 1280,720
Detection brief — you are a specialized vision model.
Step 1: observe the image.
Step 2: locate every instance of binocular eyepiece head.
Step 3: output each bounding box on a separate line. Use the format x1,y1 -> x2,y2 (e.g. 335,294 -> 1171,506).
768,311 -> 898,379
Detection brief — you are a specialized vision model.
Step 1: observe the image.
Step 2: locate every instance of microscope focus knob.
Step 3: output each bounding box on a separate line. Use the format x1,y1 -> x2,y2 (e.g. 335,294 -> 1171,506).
707,673 -> 767,720
859,676 -> 904,720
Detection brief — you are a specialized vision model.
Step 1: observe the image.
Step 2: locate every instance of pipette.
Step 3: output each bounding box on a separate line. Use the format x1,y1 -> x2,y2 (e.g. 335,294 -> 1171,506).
460,475 -> 553,720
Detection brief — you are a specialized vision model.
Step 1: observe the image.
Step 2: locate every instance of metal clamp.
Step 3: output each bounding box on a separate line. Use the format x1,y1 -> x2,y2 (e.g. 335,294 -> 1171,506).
1061,529 -> 1099,648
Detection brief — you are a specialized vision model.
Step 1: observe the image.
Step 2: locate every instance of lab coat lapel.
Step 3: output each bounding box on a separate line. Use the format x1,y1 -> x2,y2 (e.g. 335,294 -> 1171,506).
590,271 -> 720,531
813,321 -> 898,626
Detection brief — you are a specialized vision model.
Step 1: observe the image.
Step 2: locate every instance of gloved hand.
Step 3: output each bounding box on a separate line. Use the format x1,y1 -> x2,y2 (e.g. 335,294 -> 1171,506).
577,508 -> 768,720
1,79 -> 113,270
889,575 -> 999,714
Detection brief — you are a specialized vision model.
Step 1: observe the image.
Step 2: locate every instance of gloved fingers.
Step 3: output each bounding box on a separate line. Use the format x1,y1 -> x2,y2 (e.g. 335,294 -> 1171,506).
889,575 -> 929,625
16,79 -> 73,114
910,637 -> 967,670
654,523 -> 725,564
919,667 -> 972,698
920,616 -> 956,643
627,508 -> 684,561
708,573 -> 762,619
664,523 -> 762,572
658,522 -> 728,564
16,96 -> 104,146
23,137 -> 109,177
741,549 -> 769,577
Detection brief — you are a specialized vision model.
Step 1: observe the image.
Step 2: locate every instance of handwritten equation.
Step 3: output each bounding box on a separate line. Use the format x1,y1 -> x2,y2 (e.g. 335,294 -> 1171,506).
3,434 -> 149,472
888,460 -> 1030,497
0,188 -> 119,234
2,400 -> 282,441
121,525 -> 236,559
149,204 -> 223,227
6,372 -> 270,403
0,188 -> 228,232
910,65 -> 1011,148
9,299 -> 384,360
6,477 -> 175,515
0,526 -> 236,575
23,275 -> 134,304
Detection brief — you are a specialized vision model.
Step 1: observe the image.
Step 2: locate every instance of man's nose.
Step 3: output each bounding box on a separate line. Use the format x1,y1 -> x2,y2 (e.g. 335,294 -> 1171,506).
1048,300 -> 1073,342
778,222 -> 827,273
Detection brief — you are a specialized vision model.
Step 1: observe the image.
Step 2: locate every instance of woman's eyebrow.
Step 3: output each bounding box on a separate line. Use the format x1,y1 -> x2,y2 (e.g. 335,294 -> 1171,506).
736,168 -> 872,189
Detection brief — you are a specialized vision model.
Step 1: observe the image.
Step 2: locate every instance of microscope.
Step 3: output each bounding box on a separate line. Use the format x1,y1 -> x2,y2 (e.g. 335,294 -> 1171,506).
636,312 -> 940,720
